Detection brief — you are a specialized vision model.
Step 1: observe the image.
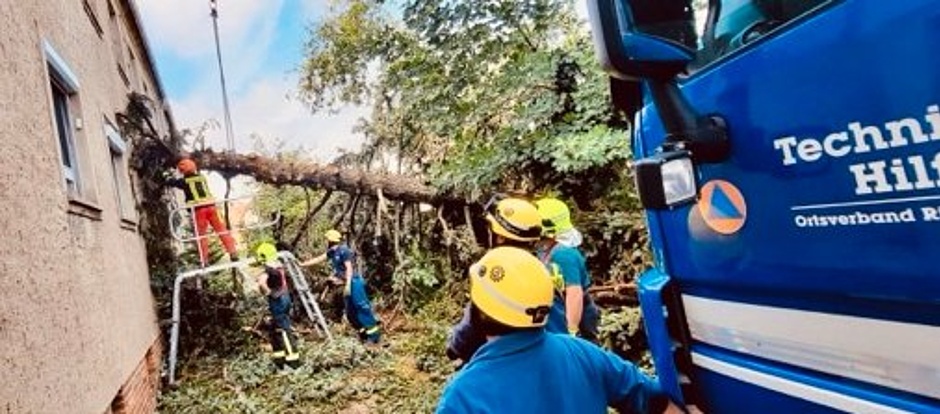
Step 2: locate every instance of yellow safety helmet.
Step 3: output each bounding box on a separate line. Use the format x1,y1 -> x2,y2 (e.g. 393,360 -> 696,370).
535,197 -> 573,236
484,197 -> 542,242
469,246 -> 554,328
325,229 -> 343,242
255,242 -> 279,265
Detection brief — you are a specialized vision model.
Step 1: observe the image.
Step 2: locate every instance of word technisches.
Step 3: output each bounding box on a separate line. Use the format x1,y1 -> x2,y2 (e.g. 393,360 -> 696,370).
773,105 -> 940,195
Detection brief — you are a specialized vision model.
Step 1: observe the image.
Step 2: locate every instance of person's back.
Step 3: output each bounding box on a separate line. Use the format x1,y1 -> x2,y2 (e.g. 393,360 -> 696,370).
437,247 -> 674,414
438,331 -> 663,414
445,197 -> 547,362
536,197 -> 600,341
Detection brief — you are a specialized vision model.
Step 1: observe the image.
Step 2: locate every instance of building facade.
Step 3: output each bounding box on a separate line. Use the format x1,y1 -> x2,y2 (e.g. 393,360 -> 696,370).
0,1 -> 172,412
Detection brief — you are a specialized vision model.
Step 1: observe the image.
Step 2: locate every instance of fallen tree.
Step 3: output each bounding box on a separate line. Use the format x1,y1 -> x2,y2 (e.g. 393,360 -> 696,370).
191,149 -> 446,204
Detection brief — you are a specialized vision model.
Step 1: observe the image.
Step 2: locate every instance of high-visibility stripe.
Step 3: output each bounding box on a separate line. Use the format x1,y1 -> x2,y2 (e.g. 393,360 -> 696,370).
365,326 -> 380,335
184,175 -> 212,204
683,295 -> 940,400
692,352 -> 910,414
281,331 -> 295,355
474,266 -> 531,314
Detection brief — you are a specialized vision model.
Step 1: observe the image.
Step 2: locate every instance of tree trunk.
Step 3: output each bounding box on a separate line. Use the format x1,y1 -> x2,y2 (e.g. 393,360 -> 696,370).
192,149 -> 446,203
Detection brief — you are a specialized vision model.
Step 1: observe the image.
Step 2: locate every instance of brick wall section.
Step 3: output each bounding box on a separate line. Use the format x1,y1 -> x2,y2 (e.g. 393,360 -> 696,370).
110,338 -> 163,414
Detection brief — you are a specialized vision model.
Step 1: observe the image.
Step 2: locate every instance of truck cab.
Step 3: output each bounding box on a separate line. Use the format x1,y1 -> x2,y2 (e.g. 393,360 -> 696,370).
587,1 -> 940,412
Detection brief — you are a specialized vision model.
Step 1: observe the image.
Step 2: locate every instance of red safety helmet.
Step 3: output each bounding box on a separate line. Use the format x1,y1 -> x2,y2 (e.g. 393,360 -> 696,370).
177,158 -> 197,175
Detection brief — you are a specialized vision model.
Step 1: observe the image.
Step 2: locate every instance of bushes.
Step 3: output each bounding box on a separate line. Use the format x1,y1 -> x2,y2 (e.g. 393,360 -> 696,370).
159,295 -> 459,413
597,306 -> 652,369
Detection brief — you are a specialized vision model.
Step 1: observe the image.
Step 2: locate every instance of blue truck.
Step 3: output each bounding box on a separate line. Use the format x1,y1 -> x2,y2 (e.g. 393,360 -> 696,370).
587,1 -> 940,412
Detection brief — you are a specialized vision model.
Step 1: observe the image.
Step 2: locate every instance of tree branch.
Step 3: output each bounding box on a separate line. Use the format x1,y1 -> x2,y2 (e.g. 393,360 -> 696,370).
333,193 -> 360,229
290,190 -> 334,248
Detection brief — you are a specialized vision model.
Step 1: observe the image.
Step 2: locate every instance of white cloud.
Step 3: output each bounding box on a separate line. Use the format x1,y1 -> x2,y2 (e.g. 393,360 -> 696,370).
136,0 -> 283,60
300,0 -> 333,18
170,74 -> 368,161
136,0 -> 368,162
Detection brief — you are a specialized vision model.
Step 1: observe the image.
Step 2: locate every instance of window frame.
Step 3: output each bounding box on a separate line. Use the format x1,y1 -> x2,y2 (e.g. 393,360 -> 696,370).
679,0 -> 838,80
43,40 -> 83,195
104,119 -> 136,222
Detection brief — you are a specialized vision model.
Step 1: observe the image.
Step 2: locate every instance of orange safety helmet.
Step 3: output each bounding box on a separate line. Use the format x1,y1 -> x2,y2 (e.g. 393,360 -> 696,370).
177,158 -> 197,175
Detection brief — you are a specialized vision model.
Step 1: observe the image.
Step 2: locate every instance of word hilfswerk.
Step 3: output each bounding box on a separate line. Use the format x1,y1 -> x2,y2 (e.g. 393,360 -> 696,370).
773,105 -> 940,195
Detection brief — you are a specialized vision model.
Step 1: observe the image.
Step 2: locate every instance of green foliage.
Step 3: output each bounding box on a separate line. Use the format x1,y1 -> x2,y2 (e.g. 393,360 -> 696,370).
598,306 -> 652,370
392,242 -> 445,311
548,125 -> 632,173
300,0 -> 631,196
580,209 -> 652,284
159,295 -> 460,413
299,1 -> 393,110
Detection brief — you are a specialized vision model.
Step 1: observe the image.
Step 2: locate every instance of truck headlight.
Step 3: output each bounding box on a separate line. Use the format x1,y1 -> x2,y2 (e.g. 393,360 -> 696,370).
635,150 -> 698,209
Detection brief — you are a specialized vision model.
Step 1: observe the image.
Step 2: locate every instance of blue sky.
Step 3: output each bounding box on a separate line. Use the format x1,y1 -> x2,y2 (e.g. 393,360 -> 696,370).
137,0 -> 367,161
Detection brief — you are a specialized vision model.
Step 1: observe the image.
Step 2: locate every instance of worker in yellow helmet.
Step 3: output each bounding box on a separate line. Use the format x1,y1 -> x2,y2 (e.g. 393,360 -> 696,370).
482,196 -> 543,247
254,243 -> 300,371
446,195 -> 572,363
535,197 -> 600,341
301,230 -> 380,344
436,247 -> 682,414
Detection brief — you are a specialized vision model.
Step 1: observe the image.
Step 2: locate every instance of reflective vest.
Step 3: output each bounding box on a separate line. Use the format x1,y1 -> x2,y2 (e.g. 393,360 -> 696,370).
183,174 -> 214,205
537,243 -> 566,295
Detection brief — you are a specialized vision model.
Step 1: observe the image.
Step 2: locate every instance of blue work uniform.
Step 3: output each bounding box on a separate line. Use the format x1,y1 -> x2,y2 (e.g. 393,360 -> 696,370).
328,243 -> 380,343
265,265 -> 299,368
445,304 -> 486,362
436,330 -> 667,414
538,242 -> 600,341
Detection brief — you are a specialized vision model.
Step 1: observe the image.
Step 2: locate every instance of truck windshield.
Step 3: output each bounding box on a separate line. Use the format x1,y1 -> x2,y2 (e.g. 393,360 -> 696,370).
630,0 -> 829,71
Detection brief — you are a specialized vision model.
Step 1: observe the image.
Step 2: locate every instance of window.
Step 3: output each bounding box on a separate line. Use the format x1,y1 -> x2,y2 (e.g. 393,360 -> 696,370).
105,120 -> 136,221
629,0 -> 831,72
44,40 -> 84,196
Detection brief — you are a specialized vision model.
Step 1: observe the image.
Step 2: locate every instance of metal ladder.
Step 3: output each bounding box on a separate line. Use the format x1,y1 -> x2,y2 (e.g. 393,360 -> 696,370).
278,251 -> 333,341
166,254 -> 334,385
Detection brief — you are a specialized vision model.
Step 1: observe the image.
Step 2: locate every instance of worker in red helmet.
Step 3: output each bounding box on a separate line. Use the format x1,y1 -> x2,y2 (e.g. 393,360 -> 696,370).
164,157 -> 238,266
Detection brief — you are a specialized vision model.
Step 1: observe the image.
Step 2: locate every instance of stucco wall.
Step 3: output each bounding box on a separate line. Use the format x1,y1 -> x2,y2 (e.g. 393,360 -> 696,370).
0,1 -> 167,412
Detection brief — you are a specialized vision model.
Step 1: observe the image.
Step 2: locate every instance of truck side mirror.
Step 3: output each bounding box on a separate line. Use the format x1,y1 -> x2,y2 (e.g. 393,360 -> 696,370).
589,0 -> 732,210
587,0 -> 695,81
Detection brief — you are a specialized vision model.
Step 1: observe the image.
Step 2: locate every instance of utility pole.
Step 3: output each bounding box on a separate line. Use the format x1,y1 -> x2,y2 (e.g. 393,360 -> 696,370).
209,0 -> 235,153
209,0 -> 242,295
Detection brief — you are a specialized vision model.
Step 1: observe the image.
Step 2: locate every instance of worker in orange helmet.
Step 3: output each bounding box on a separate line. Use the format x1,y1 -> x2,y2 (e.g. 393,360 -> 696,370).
164,157 -> 238,266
